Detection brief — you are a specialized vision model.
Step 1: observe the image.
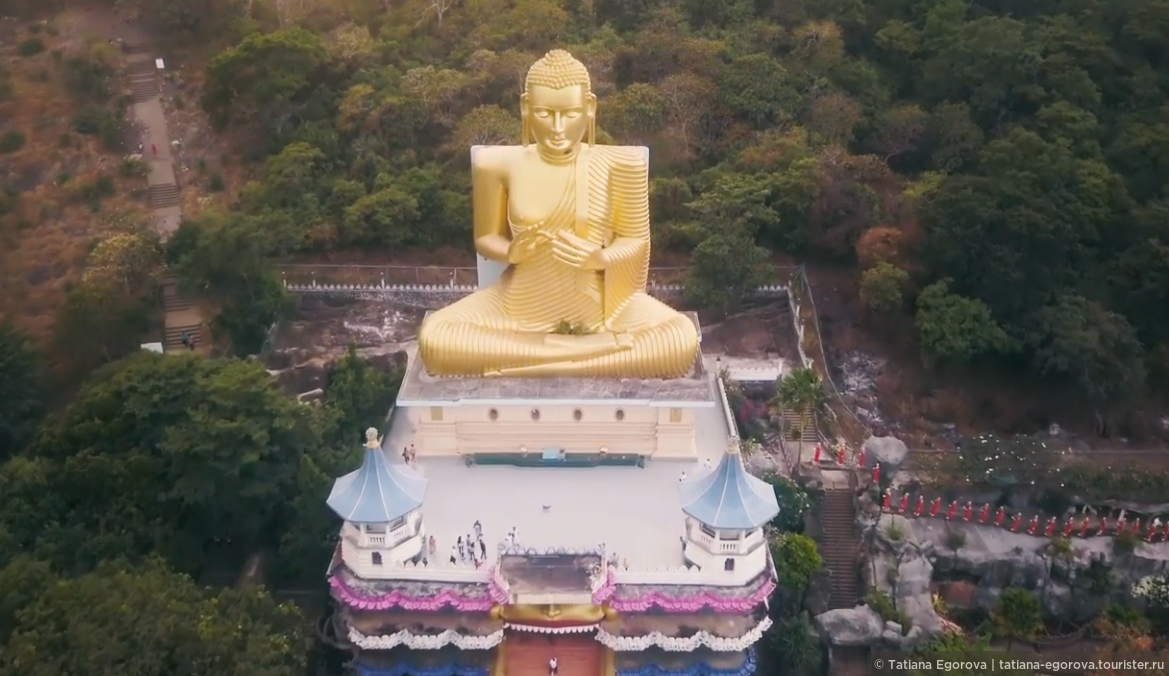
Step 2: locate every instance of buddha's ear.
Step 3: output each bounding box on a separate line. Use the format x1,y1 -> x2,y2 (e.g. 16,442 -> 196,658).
586,92 -> 597,116
519,93 -> 531,146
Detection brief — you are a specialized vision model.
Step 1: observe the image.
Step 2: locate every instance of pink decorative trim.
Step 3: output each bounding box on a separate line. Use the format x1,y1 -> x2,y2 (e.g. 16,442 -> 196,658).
609,579 -> 776,613
592,569 -> 616,605
599,572 -> 776,613
488,575 -> 510,604
330,575 -> 495,611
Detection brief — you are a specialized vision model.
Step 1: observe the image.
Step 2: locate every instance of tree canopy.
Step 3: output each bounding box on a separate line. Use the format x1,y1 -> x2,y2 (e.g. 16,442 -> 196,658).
152,0 -> 1169,407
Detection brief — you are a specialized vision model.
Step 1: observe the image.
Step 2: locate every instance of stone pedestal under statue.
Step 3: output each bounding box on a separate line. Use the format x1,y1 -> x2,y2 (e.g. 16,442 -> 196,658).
396,313 -> 714,459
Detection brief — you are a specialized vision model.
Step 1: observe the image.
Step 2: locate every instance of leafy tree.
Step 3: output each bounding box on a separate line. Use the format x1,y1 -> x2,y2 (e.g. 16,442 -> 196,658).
0,325 -> 44,459
324,345 -> 405,446
771,368 -> 827,459
764,613 -> 823,676
684,233 -> 772,313
0,560 -> 309,676
1030,295 -> 1146,415
5,353 -> 330,576
203,27 -> 327,128
992,587 -> 1044,650
908,631 -> 1024,676
770,532 -> 823,610
170,216 -> 295,356
760,471 -> 812,533
859,261 -> 909,314
914,279 -> 1010,366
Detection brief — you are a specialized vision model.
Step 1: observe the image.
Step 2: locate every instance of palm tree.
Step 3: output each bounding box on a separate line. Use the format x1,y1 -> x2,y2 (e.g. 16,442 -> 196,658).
771,367 -> 829,464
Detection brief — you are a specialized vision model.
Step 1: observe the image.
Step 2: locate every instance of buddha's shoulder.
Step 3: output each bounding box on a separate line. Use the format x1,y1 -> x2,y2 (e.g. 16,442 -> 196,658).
592,145 -> 648,170
470,145 -> 524,170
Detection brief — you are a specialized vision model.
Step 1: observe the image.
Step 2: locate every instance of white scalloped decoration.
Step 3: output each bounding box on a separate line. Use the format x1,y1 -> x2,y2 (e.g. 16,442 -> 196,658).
595,616 -> 772,652
503,623 -> 600,635
348,626 -> 504,650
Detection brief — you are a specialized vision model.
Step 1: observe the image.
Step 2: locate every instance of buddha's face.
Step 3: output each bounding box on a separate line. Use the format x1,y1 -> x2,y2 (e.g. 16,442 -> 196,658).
522,85 -> 595,154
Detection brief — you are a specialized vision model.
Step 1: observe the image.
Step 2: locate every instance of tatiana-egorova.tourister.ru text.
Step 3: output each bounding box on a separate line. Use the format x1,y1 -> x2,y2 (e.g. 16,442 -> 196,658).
872,654 -> 1166,674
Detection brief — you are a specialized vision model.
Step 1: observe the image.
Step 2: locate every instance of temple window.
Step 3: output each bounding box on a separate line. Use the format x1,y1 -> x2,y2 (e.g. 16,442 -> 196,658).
389,516 -> 407,531
364,523 -> 386,534
489,408 -> 499,420
372,552 -> 383,566
723,558 -> 735,571
670,408 -> 682,423
430,407 -> 443,421
615,409 -> 625,421
718,530 -> 740,540
700,524 -> 716,538
573,409 -> 583,421
531,408 -> 541,421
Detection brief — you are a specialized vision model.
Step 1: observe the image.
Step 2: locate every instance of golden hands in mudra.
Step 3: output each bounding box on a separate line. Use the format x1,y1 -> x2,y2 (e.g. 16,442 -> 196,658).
416,50 -> 698,379
510,229 -> 606,271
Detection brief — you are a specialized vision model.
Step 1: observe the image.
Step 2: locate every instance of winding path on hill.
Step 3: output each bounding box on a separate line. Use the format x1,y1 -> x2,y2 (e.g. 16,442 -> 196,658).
60,7 -> 208,353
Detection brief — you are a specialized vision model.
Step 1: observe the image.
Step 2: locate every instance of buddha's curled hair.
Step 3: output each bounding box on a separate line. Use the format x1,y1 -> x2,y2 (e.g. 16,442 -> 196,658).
525,50 -> 591,94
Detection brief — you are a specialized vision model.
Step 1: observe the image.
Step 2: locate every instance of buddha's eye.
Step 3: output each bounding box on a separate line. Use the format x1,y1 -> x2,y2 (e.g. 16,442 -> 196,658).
534,110 -> 551,118
564,111 -> 581,119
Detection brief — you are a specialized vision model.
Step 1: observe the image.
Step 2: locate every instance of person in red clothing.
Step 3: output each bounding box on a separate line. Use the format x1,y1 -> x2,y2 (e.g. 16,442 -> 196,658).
151,143 -> 157,156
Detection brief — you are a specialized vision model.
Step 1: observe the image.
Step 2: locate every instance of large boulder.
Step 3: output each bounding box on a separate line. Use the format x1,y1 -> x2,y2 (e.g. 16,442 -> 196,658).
813,606 -> 884,647
863,436 -> 909,474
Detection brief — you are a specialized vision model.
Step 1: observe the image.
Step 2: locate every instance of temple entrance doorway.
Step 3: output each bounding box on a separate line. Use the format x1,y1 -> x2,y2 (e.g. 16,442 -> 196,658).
503,631 -> 601,676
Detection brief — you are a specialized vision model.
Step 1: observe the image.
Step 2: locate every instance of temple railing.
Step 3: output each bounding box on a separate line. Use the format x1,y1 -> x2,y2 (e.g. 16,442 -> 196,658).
715,373 -> 740,442
608,562 -> 765,588
278,263 -> 789,297
786,266 -> 872,445
340,539 -> 492,582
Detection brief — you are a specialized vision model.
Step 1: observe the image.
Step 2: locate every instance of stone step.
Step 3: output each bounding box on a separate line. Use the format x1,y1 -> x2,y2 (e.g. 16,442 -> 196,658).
780,410 -> 820,443
131,81 -> 158,102
161,283 -> 195,312
822,489 -> 859,610
164,324 -> 203,352
149,183 -> 181,209
127,60 -> 155,75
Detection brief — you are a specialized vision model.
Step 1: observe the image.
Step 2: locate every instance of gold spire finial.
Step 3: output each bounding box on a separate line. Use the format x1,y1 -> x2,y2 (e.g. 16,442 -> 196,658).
727,437 -> 742,455
525,50 -> 591,95
364,427 -> 381,449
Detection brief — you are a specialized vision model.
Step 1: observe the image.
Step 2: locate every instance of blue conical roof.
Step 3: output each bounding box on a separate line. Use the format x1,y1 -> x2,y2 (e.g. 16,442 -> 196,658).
327,431 -> 428,523
678,441 -> 779,530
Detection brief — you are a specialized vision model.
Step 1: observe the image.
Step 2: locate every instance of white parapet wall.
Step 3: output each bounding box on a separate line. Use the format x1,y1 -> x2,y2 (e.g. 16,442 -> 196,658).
340,538 -> 493,582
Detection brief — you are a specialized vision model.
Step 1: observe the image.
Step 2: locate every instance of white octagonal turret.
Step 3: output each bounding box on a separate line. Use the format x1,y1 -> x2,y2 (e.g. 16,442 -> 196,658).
328,428 -> 429,575
678,438 -> 778,577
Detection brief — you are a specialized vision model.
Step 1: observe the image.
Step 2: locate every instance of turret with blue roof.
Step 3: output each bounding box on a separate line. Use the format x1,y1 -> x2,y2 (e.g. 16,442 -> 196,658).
328,428 -> 430,567
678,438 -> 779,572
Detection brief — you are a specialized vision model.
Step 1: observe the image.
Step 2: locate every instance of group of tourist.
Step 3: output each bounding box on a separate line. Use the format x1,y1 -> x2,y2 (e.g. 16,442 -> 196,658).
401,444 -> 417,465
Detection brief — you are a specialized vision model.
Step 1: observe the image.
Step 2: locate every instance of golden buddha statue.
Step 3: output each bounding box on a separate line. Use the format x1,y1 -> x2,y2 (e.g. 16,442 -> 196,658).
417,50 -> 700,378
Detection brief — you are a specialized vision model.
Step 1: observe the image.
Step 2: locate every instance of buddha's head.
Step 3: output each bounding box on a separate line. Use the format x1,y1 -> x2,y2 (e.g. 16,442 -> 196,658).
521,50 -> 596,156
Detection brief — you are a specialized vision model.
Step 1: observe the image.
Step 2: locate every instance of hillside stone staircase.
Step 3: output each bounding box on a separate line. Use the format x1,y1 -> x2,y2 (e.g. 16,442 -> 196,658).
161,276 -> 206,353
504,634 -> 600,676
128,58 -> 158,103
148,183 -> 181,209
780,409 -> 821,445
821,477 -> 860,611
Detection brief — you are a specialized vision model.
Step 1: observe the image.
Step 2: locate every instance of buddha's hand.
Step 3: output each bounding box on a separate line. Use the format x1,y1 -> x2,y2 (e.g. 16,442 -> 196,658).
507,229 -> 551,264
553,230 -> 607,271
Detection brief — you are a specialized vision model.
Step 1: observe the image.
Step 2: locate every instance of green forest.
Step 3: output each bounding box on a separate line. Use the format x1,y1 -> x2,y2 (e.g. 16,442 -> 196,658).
165,0 -> 1168,417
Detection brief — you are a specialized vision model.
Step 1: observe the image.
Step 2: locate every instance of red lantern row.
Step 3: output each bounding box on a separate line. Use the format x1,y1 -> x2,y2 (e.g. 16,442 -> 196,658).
878,492 -> 1166,541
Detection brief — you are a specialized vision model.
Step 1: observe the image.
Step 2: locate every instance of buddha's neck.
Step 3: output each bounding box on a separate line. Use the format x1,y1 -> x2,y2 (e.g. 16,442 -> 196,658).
536,144 -> 581,166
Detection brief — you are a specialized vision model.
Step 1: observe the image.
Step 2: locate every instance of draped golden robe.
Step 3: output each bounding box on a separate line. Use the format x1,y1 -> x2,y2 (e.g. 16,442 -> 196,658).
417,146 -> 699,378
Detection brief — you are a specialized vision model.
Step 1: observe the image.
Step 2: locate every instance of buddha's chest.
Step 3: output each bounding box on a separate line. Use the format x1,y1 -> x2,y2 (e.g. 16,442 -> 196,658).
506,158 -> 611,226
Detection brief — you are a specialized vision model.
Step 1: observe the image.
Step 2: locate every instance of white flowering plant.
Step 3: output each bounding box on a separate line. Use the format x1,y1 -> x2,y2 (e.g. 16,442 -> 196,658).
1133,575 -> 1169,607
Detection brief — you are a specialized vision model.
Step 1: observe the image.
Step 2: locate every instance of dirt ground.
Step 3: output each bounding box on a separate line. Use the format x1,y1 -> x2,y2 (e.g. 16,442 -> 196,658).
0,8 -> 154,336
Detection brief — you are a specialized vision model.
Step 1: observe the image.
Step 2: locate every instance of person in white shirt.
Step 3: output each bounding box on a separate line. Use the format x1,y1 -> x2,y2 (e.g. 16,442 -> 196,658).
679,471 -> 687,482
548,657 -> 558,676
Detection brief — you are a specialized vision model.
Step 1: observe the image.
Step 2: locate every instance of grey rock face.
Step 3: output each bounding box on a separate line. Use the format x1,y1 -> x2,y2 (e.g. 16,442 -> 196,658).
813,606 -> 885,647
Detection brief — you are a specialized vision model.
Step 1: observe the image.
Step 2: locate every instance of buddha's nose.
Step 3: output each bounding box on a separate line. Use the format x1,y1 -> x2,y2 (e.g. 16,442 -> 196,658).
552,113 -> 566,133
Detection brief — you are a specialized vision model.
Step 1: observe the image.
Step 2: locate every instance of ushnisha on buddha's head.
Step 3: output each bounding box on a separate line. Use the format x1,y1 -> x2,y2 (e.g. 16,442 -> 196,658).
520,50 -> 597,156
